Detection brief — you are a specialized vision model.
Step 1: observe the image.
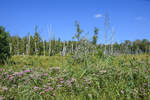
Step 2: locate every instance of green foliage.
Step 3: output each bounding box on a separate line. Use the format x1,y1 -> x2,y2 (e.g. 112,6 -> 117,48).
92,27 -> 99,45
73,21 -> 83,41
0,26 -> 10,64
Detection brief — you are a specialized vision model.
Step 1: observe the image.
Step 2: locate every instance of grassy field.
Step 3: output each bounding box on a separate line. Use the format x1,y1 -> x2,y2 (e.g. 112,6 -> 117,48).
0,54 -> 150,100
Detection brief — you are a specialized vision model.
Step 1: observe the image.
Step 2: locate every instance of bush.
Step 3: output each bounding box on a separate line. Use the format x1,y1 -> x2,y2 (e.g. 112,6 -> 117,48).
0,26 -> 10,64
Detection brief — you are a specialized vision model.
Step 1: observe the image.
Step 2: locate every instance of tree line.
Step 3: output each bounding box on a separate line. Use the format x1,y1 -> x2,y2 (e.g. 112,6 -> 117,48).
8,25 -> 150,56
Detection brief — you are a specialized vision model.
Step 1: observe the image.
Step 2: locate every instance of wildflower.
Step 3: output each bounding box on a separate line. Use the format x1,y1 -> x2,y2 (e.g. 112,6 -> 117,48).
60,81 -> 64,84
40,91 -> 44,95
6,74 -> 9,78
2,86 -> 8,91
45,88 -> 49,92
43,73 -> 48,76
66,80 -> 71,86
17,72 -> 23,77
9,76 -> 14,80
24,69 -> 31,73
71,78 -> 76,82
143,83 -> 148,87
34,86 -> 39,91
49,87 -> 54,91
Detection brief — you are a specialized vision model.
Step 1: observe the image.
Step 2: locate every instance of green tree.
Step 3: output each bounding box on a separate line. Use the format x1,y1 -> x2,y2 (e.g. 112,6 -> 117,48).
92,27 -> 99,45
0,26 -> 10,64
33,26 -> 41,55
73,21 -> 83,41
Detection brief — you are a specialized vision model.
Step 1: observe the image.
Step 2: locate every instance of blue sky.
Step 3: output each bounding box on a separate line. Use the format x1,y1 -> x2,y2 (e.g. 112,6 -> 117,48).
0,0 -> 150,43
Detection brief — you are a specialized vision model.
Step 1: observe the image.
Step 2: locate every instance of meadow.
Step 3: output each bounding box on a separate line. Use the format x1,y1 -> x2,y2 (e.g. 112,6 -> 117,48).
0,54 -> 150,100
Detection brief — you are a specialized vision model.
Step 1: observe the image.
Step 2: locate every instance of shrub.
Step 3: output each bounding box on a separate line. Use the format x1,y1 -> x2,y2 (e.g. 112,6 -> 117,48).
0,26 -> 10,64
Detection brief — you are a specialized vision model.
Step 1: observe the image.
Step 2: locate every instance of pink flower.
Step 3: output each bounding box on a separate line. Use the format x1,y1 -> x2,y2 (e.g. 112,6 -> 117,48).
43,73 -> 48,76
71,78 -> 76,82
49,87 -> 54,91
45,89 -> 49,92
34,86 -> 39,91
17,72 -> 23,77
6,74 -> 9,78
24,69 -> 31,73
9,76 -> 14,80
40,91 -> 44,95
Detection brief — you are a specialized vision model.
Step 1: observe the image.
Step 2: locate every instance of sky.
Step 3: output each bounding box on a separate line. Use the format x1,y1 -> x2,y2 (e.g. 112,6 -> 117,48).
0,0 -> 150,43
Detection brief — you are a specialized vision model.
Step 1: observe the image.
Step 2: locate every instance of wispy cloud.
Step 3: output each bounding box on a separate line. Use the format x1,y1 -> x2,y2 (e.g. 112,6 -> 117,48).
95,14 -> 103,18
135,16 -> 143,20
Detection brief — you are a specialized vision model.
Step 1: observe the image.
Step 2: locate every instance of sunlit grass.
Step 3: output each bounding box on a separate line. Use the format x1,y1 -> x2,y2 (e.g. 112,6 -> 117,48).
0,54 -> 150,100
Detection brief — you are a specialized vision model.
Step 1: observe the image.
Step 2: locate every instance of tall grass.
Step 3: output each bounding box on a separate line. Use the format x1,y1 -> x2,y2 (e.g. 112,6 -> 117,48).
0,54 -> 150,100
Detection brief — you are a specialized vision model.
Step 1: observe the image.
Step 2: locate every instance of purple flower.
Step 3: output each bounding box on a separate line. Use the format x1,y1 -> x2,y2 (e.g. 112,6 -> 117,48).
17,72 -> 23,77
49,87 -> 54,91
60,81 -> 64,84
6,74 -> 9,78
71,78 -> 76,82
40,91 -> 44,95
66,80 -> 71,86
24,69 -> 31,73
45,89 -> 49,92
9,76 -> 14,80
43,73 -> 48,76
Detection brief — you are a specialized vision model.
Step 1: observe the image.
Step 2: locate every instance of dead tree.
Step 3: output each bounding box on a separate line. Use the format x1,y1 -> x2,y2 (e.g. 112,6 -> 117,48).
111,27 -> 114,55
48,24 -> 52,56
104,13 -> 110,56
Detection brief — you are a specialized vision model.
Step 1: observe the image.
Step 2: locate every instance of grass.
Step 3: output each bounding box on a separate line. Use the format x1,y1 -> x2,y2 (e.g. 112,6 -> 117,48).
0,54 -> 150,100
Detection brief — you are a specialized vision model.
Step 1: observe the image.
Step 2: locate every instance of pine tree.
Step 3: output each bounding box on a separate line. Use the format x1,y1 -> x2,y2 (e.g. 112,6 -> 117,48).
0,26 -> 10,64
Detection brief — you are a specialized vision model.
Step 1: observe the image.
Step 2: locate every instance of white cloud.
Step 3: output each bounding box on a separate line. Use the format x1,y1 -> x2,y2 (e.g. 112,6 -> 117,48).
95,14 -> 103,18
136,16 -> 143,20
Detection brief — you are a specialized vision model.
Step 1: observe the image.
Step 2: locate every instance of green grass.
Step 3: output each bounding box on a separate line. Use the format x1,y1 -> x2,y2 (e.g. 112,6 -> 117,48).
0,54 -> 150,100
